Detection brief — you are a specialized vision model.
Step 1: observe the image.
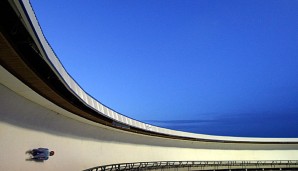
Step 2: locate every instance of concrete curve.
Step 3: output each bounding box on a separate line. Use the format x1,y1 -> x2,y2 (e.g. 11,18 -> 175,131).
1,67 -> 298,170
5,0 -> 298,143
0,0 -> 298,171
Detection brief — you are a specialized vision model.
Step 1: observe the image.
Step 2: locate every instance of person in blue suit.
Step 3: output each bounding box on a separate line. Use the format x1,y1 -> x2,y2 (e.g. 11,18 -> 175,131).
31,148 -> 54,160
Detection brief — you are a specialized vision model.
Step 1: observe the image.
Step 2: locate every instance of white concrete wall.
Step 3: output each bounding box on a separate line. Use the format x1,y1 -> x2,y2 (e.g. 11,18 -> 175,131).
1,1 -> 297,171
1,82 -> 298,171
12,0 -> 298,143
8,0 -> 298,143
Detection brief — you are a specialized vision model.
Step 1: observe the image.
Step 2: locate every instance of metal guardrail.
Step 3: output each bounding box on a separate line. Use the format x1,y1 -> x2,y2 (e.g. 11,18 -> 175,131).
84,160 -> 298,171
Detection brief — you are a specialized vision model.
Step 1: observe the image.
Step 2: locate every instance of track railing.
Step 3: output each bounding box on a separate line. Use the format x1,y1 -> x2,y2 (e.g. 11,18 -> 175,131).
84,160 -> 298,171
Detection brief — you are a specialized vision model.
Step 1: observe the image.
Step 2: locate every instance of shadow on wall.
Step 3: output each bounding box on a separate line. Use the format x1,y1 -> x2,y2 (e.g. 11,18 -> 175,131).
0,84 -> 297,150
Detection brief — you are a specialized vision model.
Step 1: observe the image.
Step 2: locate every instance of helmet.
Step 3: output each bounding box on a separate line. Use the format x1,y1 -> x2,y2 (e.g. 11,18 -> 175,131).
49,151 -> 55,156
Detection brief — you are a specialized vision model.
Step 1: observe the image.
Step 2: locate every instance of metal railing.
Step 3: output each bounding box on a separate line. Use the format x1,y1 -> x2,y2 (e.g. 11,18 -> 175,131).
84,160 -> 298,171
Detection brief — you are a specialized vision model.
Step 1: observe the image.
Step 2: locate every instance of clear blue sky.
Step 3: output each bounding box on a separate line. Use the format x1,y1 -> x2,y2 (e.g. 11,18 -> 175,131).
30,0 -> 298,137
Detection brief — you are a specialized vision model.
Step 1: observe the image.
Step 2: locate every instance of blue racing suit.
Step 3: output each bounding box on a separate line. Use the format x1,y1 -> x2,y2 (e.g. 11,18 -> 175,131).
32,148 -> 50,160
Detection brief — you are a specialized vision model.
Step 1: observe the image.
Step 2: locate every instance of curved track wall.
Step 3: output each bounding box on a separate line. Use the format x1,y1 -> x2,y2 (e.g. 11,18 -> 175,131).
1,1 -> 298,171
5,0 -> 295,143
1,67 -> 298,171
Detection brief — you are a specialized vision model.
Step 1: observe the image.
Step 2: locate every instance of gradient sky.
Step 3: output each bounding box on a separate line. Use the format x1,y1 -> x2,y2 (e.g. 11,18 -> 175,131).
30,0 -> 298,137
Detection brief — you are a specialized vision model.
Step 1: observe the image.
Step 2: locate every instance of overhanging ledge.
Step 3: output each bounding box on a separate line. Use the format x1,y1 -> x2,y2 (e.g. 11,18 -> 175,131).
1,0 -> 298,144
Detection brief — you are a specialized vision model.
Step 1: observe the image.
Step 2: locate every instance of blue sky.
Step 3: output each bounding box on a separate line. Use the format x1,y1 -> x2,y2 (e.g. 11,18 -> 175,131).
30,0 -> 298,137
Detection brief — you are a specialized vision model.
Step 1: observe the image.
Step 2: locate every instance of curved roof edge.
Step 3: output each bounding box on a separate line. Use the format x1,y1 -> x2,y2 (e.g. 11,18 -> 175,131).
4,0 -> 298,143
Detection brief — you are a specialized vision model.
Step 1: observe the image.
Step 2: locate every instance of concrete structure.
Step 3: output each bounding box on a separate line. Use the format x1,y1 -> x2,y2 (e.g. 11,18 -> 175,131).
0,0 -> 298,170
